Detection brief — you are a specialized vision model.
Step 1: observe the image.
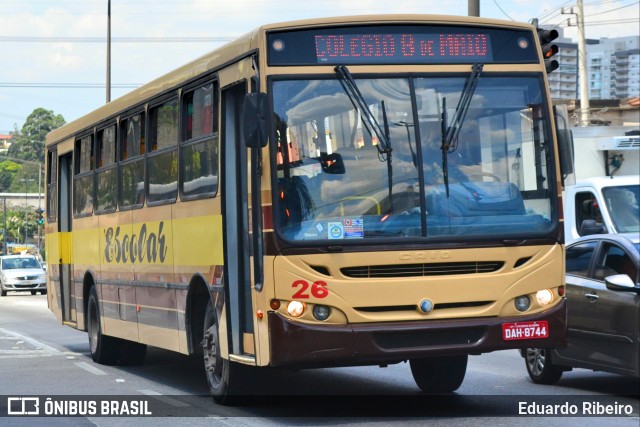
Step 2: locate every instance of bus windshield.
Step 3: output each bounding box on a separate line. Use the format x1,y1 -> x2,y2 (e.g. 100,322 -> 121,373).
272,74 -> 556,242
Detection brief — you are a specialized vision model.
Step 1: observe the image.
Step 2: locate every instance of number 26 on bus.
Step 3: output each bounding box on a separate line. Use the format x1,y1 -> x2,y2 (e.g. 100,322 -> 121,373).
292,280 -> 329,299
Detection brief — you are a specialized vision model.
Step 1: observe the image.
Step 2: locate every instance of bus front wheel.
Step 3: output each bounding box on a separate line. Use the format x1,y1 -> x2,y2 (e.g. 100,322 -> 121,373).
87,286 -> 119,365
202,300 -> 248,404
410,355 -> 468,393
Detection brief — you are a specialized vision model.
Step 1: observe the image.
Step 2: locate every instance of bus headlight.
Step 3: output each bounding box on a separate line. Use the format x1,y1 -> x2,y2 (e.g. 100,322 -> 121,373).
312,304 -> 331,321
514,295 -> 531,312
287,301 -> 305,317
536,289 -> 554,306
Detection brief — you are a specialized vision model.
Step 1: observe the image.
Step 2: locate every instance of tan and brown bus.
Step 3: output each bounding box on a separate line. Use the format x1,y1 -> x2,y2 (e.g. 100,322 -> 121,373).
45,14 -> 569,403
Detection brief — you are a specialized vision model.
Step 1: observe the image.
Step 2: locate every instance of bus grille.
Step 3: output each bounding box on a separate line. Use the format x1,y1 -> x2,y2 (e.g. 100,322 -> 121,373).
341,261 -> 504,278
373,327 -> 486,349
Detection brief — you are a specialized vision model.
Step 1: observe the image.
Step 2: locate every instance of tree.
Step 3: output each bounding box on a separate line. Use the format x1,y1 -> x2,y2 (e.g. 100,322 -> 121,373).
0,160 -> 22,192
8,108 -> 66,163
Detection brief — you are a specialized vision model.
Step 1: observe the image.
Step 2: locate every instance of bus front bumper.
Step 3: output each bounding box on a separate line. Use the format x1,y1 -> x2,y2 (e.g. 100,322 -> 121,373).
268,298 -> 567,368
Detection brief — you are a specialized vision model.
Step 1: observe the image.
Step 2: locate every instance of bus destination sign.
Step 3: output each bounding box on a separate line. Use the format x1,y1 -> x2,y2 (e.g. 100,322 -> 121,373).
268,25 -> 537,66
314,33 -> 493,64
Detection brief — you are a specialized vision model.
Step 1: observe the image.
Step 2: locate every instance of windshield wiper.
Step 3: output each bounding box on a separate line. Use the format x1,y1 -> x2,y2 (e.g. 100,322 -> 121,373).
441,63 -> 484,197
335,65 -> 394,213
335,65 -> 392,155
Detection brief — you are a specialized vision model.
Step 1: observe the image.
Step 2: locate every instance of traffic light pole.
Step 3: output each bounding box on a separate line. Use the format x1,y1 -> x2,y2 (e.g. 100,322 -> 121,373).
576,0 -> 590,126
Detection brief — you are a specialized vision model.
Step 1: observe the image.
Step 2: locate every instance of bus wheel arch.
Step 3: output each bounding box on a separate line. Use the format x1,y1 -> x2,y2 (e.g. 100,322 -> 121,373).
86,284 -> 120,365
82,271 -> 98,332
185,274 -> 213,356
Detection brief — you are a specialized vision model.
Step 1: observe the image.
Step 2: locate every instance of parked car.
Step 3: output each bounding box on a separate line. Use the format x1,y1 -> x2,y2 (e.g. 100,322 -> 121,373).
0,255 -> 47,296
522,233 -> 639,383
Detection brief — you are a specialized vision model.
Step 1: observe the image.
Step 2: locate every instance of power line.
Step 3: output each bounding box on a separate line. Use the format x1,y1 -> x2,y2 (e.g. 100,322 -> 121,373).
492,0 -> 515,21
0,36 -> 234,43
586,1 -> 639,17
0,83 -> 140,88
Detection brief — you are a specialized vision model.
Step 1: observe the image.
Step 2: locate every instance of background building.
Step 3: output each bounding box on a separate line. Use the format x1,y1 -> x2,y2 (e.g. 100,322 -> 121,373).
587,36 -> 640,100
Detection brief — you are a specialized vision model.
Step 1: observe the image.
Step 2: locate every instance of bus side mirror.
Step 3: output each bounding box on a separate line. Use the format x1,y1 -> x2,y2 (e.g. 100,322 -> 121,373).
243,92 -> 268,149
553,105 -> 575,188
320,152 -> 345,174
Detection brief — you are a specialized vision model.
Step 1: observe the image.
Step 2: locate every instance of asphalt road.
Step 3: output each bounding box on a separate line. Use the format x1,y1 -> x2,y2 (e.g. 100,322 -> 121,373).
0,292 -> 638,426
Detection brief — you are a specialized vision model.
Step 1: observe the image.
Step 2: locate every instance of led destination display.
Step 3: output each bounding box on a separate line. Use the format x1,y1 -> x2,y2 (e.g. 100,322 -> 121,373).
268,25 -> 538,65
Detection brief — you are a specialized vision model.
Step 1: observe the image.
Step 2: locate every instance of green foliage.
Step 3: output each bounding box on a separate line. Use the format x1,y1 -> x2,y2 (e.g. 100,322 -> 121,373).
8,107 -> 66,163
3,208 -> 38,244
0,161 -> 22,192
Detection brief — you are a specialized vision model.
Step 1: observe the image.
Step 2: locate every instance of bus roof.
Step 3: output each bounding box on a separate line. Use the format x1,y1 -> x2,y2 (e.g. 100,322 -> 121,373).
45,14 -> 535,146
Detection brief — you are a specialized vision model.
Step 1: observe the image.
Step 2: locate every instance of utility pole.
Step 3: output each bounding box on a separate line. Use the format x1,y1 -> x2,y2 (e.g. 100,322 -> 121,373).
563,0 -> 591,126
468,0 -> 480,17
106,0 -> 111,103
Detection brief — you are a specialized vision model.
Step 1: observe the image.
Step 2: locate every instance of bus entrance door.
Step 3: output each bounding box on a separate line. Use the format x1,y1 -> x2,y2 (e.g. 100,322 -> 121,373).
58,153 -> 76,325
221,79 -> 255,360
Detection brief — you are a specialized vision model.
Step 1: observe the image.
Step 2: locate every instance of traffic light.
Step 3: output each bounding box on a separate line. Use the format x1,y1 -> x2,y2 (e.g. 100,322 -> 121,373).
537,27 -> 559,74
36,208 -> 44,225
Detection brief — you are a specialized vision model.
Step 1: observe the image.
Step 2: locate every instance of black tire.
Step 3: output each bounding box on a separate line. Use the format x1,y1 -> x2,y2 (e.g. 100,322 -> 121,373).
410,355 -> 468,393
41,290 -> 47,295
87,286 -> 120,365
524,348 -> 563,384
1,290 -> 6,297
202,300 -> 248,404
31,290 -> 37,295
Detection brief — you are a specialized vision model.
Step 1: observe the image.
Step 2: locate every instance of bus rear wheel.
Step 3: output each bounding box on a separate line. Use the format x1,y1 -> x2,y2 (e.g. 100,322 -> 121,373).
87,286 -> 119,365
410,355 -> 468,393
202,300 -> 248,404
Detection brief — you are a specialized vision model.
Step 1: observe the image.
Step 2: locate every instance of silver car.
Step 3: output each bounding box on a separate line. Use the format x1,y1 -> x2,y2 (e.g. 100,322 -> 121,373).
0,255 -> 47,296
523,233 -> 640,383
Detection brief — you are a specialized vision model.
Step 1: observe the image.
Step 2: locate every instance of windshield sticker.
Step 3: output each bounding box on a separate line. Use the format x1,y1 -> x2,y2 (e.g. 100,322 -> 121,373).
328,222 -> 344,239
343,218 -> 364,238
327,219 -> 364,239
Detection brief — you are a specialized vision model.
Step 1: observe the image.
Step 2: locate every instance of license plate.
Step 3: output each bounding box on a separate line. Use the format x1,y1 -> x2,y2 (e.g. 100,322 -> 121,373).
502,320 -> 549,341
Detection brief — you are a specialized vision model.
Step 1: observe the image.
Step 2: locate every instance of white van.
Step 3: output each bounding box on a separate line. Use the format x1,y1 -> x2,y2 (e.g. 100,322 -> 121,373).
564,175 -> 640,243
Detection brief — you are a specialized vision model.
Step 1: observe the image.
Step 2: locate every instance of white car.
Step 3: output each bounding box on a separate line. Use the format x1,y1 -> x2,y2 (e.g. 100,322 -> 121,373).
0,255 -> 47,296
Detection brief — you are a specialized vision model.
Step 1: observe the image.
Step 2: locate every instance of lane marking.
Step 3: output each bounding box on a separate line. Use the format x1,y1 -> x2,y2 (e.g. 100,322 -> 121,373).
74,361 -> 108,376
138,390 -> 190,407
0,327 -> 62,355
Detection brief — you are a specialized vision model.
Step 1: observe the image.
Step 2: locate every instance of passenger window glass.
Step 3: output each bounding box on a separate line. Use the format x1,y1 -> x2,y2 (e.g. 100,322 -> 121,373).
594,243 -> 637,282
148,100 -> 178,204
98,125 -> 116,168
566,241 -> 597,278
47,150 -> 57,221
120,159 -> 145,208
119,114 -> 146,209
150,99 -> 178,152
181,139 -> 218,197
148,150 -> 177,203
120,114 -> 145,161
183,83 -> 216,140
96,168 -> 117,214
181,81 -> 218,198
75,135 -> 93,174
74,135 -> 94,217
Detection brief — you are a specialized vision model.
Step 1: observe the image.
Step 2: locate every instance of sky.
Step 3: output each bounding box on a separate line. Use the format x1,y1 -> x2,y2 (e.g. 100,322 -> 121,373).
0,0 -> 639,134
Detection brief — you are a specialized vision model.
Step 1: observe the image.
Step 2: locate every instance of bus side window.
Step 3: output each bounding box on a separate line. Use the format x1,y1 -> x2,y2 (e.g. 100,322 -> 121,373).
73,134 -> 95,217
119,113 -> 146,209
180,81 -> 219,198
96,124 -> 117,214
148,99 -> 179,204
